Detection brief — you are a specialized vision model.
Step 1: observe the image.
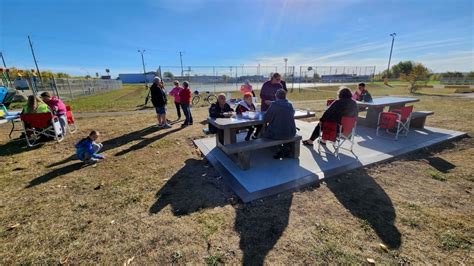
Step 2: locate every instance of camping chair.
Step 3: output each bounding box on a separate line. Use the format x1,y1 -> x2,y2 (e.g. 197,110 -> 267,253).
0,86 -> 21,138
20,112 -> 64,147
66,105 -> 77,133
326,99 -> 335,109
376,105 -> 413,140
318,116 -> 357,157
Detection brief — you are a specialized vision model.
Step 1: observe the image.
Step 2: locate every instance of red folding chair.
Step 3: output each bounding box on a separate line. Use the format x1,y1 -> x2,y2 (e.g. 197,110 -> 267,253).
318,116 -> 357,157
376,105 -> 413,140
326,99 -> 335,107
66,105 -> 77,133
20,112 -> 64,147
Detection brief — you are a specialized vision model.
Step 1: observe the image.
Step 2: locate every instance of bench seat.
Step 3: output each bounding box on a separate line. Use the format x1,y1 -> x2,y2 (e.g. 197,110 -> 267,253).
220,135 -> 302,170
410,111 -> 434,128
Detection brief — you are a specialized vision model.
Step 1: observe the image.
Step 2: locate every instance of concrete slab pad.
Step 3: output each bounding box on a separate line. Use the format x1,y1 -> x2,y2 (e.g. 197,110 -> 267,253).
194,120 -> 466,202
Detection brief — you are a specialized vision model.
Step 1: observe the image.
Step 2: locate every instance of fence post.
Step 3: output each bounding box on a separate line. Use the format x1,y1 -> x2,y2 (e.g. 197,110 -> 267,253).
66,79 -> 74,99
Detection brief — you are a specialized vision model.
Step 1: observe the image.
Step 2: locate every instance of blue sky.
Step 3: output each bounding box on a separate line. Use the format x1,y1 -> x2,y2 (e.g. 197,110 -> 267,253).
1,0 -> 473,77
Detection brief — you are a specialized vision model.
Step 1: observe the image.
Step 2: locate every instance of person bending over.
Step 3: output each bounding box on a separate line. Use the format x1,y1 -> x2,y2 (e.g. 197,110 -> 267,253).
260,72 -> 283,111
40,91 -> 68,134
75,130 -> 105,164
303,87 -> 358,146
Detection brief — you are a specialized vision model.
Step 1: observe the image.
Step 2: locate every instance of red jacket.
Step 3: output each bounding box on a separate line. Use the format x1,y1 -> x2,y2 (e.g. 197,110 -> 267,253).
179,88 -> 191,105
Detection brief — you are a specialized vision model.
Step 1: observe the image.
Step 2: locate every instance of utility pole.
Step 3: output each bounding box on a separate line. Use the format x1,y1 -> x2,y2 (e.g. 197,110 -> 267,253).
386,33 -> 396,82
0,52 -> 12,84
284,58 -> 288,78
179,51 -> 184,77
138,49 -> 148,90
28,35 -> 43,83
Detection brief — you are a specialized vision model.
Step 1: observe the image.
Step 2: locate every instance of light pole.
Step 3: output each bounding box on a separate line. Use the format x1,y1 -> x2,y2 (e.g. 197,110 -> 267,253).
179,51 -> 184,77
386,33 -> 396,82
138,49 -> 148,90
284,58 -> 288,79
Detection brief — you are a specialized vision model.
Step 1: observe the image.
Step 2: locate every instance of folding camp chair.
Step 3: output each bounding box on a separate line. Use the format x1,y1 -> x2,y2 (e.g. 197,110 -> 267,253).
376,105 -> 413,140
20,112 -> 64,147
318,116 -> 357,157
326,99 -> 335,107
65,105 -> 77,133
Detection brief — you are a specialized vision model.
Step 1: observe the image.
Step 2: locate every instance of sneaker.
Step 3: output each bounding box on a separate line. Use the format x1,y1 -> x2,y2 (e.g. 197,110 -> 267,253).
156,123 -> 164,128
163,123 -> 172,128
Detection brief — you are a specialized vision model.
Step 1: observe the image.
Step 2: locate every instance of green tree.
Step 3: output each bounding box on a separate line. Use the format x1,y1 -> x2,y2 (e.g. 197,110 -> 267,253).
163,71 -> 174,79
55,72 -> 70,78
400,63 -> 429,93
390,61 -> 414,78
466,72 -> 474,78
442,72 -> 463,78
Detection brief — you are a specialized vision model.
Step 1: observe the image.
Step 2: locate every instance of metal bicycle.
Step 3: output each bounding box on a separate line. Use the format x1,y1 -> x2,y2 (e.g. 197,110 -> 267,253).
192,90 -> 217,105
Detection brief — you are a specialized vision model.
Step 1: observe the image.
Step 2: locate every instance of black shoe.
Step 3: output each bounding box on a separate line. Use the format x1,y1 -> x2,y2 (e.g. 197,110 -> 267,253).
245,137 -> 250,141
318,139 -> 327,146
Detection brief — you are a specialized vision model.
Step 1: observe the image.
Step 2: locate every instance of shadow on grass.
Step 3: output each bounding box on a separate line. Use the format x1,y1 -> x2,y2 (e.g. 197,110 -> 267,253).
25,162 -> 85,188
115,127 -> 183,156
0,140 -> 44,157
149,158 -> 293,265
100,125 -> 161,153
326,169 -> 402,249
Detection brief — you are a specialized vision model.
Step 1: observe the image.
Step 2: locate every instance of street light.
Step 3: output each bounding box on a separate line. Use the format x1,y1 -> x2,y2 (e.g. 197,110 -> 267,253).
138,49 -> 148,90
284,58 -> 288,78
386,33 -> 396,82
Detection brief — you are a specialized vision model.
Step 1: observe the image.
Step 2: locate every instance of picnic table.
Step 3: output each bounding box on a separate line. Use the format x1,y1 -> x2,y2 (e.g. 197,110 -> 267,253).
207,109 -> 315,169
208,109 -> 315,146
357,97 -> 419,128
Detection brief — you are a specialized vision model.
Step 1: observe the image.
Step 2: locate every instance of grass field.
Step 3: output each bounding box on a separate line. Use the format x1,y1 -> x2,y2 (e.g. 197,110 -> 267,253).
0,85 -> 472,264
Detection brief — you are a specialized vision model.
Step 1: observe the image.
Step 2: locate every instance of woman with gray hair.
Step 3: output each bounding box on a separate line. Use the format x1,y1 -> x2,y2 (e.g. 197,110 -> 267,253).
150,76 -> 171,128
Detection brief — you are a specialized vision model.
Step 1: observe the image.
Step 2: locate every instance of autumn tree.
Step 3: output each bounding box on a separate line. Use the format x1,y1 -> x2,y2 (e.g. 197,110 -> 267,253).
400,63 -> 429,93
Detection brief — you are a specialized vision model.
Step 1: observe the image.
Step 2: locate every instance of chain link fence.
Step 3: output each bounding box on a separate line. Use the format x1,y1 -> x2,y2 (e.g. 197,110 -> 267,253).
13,78 -> 122,100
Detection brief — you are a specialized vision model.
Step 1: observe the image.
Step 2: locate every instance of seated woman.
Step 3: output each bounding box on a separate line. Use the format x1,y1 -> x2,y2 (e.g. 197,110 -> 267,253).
22,95 -> 50,114
209,94 -> 234,142
353,82 -> 372,102
240,80 -> 255,97
303,87 -> 358,146
236,92 -> 262,141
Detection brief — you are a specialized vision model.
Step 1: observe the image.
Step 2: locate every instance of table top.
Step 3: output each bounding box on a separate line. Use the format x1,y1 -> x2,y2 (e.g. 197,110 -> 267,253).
356,97 -> 419,107
208,109 -> 315,129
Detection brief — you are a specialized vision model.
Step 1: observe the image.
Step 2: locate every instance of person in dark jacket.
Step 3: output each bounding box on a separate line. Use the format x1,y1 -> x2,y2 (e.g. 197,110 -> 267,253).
236,92 -> 261,141
208,94 -> 234,144
260,73 -> 283,111
303,87 -> 358,146
150,77 -> 171,128
353,82 -> 372,102
262,89 -> 297,159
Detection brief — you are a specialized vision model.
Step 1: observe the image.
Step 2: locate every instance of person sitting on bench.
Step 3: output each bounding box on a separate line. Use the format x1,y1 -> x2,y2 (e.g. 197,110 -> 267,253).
353,82 -> 372,102
303,87 -> 358,146
262,89 -> 296,159
236,92 -> 261,141
75,130 -> 105,164
209,93 -> 234,137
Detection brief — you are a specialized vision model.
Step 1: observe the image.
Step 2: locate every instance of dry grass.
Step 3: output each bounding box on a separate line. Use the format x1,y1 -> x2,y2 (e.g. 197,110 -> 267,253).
0,91 -> 473,264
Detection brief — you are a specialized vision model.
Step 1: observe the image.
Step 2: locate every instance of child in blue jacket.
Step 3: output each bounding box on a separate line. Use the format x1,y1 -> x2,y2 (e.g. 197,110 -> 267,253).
75,130 -> 104,163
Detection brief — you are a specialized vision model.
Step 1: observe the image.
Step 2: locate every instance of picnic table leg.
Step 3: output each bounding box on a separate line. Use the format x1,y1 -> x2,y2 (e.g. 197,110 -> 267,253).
289,139 -> 301,159
234,152 -> 250,170
223,128 -> 237,145
9,120 -> 15,139
364,106 -> 384,128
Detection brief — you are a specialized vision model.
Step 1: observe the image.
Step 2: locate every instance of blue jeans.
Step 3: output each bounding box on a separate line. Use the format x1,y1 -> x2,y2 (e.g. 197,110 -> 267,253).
181,104 -> 193,125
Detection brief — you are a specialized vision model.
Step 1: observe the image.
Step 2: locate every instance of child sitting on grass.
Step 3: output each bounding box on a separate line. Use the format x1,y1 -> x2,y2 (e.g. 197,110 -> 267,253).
75,130 -> 105,164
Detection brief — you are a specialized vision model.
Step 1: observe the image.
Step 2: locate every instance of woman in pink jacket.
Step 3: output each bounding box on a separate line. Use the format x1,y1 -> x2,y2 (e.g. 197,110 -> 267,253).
40,91 -> 68,134
168,80 -> 183,120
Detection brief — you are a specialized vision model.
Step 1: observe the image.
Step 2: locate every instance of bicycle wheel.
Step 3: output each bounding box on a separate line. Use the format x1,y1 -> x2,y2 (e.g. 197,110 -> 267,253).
206,94 -> 217,104
192,95 -> 200,105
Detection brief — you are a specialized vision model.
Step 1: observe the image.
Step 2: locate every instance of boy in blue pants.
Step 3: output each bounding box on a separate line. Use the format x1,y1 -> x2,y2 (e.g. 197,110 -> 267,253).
75,130 -> 105,164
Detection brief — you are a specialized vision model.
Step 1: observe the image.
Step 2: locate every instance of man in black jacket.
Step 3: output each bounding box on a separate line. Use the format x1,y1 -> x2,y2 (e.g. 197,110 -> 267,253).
303,87 -> 358,146
150,77 -> 171,128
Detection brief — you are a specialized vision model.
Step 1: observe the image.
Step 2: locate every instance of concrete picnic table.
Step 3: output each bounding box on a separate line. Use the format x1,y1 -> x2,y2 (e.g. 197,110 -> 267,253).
208,109 -> 316,147
357,97 -> 419,128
